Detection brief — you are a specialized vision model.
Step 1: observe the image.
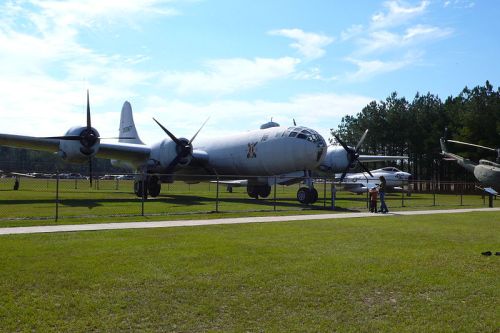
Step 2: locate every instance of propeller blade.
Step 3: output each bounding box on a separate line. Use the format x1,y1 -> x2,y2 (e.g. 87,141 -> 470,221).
333,133 -> 350,153
89,157 -> 93,187
99,136 -> 137,140
355,129 -> 369,152
447,140 -> 496,152
152,118 -> 182,146
86,90 -> 91,130
358,161 -> 374,178
165,154 -> 182,174
189,117 -> 210,144
339,168 -> 349,182
41,135 -> 82,140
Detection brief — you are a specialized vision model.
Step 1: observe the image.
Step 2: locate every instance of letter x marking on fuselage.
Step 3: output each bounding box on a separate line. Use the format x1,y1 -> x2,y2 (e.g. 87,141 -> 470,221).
247,142 -> 258,158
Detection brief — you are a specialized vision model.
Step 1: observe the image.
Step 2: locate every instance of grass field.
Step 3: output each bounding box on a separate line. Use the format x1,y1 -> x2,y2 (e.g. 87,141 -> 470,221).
0,212 -> 498,332
0,177 -> 494,227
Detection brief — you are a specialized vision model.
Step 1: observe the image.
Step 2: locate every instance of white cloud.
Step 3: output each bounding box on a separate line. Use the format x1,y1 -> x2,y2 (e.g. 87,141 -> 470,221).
160,57 -> 301,95
340,24 -> 364,41
344,52 -> 421,82
371,0 -> 430,29
357,25 -> 453,55
269,28 -> 334,60
443,0 -> 475,9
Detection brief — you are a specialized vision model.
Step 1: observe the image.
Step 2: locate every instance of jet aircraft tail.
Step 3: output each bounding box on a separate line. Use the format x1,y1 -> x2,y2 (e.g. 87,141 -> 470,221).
119,101 -> 144,145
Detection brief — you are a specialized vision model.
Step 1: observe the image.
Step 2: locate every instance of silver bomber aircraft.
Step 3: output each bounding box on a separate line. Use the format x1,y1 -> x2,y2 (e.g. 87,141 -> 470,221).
0,93 -> 407,204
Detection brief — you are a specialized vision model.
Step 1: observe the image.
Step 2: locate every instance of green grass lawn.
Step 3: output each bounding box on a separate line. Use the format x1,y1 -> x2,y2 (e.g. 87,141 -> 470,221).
0,178 -> 494,227
0,212 -> 498,332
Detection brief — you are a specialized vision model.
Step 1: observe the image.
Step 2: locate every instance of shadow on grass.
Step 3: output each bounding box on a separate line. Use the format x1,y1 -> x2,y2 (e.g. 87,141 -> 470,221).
0,193 -> 362,212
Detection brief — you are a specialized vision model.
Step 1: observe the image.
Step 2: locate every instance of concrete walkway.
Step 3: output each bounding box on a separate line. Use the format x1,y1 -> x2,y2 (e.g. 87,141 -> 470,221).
0,207 -> 498,236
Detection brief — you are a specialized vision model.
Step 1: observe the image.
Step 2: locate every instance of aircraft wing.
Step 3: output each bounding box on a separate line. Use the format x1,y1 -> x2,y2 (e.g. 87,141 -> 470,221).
0,133 -> 151,164
211,179 -> 248,186
0,134 -> 60,153
358,155 -> 408,163
97,142 -> 151,162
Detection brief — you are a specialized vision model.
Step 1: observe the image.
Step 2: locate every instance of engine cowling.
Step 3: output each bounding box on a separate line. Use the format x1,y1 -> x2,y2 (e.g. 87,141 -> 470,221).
319,146 -> 350,172
149,137 -> 193,173
58,126 -> 100,163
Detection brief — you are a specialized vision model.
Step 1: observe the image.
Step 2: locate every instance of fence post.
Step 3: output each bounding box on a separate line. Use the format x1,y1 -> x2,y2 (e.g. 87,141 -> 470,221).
323,178 -> 327,208
460,182 -> 463,206
215,176 -> 220,213
55,173 -> 59,222
141,173 -> 146,216
401,180 -> 405,207
433,181 -> 436,206
273,176 -> 277,211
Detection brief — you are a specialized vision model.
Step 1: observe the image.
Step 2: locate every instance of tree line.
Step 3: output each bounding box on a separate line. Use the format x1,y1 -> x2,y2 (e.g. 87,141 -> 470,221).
334,81 -> 500,181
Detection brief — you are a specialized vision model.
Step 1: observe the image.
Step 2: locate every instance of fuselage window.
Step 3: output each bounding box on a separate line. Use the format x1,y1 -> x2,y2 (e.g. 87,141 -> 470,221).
261,134 -> 268,142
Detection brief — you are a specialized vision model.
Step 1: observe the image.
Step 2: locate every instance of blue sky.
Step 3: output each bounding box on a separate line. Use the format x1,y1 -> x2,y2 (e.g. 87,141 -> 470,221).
0,0 -> 497,144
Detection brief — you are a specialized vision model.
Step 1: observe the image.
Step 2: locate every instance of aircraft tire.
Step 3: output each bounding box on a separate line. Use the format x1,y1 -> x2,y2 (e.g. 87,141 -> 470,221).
148,176 -> 161,197
134,180 -> 148,198
258,185 -> 271,198
247,185 -> 259,199
297,187 -> 311,204
309,188 -> 318,204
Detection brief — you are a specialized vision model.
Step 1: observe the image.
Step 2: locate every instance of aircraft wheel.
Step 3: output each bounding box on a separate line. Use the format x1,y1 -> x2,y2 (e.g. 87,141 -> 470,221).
148,176 -> 161,198
258,185 -> 271,198
134,180 -> 148,198
309,188 -> 318,204
297,187 -> 311,204
247,185 -> 259,199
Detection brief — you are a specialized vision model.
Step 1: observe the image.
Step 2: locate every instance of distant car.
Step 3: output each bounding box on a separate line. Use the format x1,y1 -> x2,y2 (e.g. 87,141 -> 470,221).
117,174 -> 135,180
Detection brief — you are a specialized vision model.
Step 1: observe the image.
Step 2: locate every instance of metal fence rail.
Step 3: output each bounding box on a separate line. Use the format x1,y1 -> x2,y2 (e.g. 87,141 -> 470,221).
0,173 -> 496,222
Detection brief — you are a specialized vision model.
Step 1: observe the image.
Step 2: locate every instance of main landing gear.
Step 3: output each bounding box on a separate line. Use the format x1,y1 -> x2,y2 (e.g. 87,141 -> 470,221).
247,184 -> 271,199
134,175 -> 161,198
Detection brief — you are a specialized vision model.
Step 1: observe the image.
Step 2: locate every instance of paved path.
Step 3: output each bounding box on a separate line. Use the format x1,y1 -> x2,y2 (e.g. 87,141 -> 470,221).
0,208 -> 498,236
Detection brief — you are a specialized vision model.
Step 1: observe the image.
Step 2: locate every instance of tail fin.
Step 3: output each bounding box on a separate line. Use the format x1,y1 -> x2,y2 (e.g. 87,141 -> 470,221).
119,101 -> 144,145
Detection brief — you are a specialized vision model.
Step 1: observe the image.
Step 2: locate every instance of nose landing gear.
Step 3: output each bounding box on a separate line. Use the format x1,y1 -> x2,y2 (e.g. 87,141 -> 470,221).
296,187 -> 318,205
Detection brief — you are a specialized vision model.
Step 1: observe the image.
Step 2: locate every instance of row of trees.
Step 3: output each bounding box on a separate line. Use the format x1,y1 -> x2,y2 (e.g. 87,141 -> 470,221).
334,81 -> 500,180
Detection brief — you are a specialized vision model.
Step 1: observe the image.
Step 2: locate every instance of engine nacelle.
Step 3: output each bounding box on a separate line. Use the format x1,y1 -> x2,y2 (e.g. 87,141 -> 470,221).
319,146 -> 350,172
58,126 -> 100,163
149,137 -> 193,173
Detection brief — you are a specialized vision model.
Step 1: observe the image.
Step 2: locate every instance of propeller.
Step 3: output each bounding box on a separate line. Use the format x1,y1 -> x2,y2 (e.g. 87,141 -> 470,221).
153,117 -> 210,174
42,90 -> 135,186
333,129 -> 374,181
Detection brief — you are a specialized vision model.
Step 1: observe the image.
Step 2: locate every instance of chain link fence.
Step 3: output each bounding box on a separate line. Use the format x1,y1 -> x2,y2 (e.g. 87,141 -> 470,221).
0,173 -> 496,222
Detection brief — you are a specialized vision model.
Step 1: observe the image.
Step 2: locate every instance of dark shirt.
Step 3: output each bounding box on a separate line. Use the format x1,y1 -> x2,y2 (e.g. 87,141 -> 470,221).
379,180 -> 386,193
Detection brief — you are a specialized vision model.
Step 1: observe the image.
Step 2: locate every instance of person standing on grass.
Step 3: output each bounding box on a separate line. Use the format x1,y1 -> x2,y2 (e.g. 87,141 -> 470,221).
378,176 -> 388,213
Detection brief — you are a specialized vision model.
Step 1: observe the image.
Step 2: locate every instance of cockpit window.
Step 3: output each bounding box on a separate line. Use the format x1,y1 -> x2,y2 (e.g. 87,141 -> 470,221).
284,126 -> 326,147
381,167 -> 401,172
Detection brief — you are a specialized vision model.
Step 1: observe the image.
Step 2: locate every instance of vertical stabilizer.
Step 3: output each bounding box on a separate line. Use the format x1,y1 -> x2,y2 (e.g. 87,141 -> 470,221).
119,101 -> 144,145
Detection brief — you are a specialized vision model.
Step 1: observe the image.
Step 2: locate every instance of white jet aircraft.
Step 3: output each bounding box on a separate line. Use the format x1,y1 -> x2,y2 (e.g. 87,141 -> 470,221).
337,167 -> 412,194
0,92 -> 407,204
